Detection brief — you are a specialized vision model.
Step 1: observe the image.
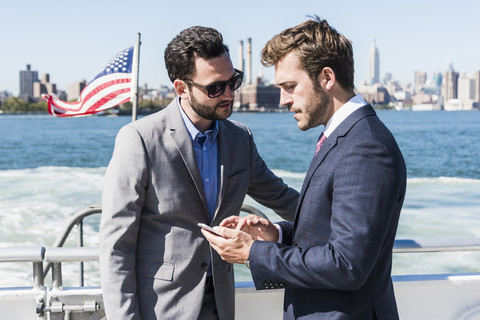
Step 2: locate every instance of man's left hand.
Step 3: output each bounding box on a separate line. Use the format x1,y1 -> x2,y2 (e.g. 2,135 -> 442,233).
201,227 -> 254,264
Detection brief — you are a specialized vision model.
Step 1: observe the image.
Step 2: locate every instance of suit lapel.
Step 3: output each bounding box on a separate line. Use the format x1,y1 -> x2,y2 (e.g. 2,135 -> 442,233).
293,133 -> 336,227
166,102 -> 209,216
294,105 -> 376,224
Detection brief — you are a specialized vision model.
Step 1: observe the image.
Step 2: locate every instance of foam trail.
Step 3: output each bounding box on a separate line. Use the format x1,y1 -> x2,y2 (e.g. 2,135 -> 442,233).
1,168 -> 479,285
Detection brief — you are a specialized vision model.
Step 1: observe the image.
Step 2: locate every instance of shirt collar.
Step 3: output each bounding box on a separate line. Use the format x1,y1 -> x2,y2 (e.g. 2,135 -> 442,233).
323,93 -> 367,137
176,97 -> 218,140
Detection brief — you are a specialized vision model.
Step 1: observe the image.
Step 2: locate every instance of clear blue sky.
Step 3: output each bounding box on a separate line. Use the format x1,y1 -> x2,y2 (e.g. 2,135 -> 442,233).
2,0 -> 479,96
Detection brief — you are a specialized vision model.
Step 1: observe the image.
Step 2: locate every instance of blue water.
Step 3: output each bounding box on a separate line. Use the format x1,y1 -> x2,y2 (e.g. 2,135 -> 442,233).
1,111 -> 479,178
232,111 -> 480,179
0,110 -> 479,286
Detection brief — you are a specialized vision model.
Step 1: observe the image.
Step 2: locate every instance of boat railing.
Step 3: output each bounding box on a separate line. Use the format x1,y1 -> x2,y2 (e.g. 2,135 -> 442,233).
393,238 -> 480,253
42,204 -> 268,286
43,204 -> 102,287
39,204 -> 480,285
2,205 -> 480,319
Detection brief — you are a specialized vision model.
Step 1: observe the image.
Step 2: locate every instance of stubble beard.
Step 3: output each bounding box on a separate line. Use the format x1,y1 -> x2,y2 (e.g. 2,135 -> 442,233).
190,93 -> 233,121
298,85 -> 329,131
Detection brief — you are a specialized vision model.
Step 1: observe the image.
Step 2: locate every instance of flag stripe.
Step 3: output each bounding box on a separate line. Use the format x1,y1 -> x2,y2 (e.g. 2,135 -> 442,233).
83,78 -> 131,108
86,88 -> 131,113
43,47 -> 134,117
50,78 -> 131,112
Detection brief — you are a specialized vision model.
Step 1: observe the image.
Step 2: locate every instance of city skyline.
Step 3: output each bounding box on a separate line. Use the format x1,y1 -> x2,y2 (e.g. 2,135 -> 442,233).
2,0 -> 480,96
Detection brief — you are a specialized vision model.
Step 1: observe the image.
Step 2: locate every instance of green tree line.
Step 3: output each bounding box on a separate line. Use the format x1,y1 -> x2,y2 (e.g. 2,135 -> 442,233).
0,97 -> 172,114
0,97 -> 48,113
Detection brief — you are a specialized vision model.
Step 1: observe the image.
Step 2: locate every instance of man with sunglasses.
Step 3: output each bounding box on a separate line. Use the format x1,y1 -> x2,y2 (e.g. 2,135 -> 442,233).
99,25 -> 299,320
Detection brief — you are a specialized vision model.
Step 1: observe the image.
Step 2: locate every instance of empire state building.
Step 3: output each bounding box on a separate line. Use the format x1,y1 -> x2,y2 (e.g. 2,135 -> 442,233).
369,40 -> 380,84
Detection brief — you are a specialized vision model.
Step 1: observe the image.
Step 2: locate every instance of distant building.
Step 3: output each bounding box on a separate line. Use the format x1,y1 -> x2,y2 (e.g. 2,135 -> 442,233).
0,91 -> 12,109
392,90 -> 412,104
237,40 -> 245,75
414,71 -> 427,93
235,78 -> 281,111
0,91 -> 11,101
458,73 -> 475,100
356,82 -> 390,105
475,71 -> 480,107
245,38 -> 253,85
369,40 -> 380,85
412,90 -> 441,111
33,73 -> 57,99
441,66 -> 459,102
383,72 -> 392,84
140,84 -> 175,101
433,72 -> 443,88
67,80 -> 87,101
234,37 -> 283,111
19,64 -> 39,102
453,73 -> 477,110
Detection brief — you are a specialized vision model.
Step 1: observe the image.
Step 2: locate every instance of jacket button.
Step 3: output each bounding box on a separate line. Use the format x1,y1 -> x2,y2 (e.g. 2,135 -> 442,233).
201,263 -> 208,270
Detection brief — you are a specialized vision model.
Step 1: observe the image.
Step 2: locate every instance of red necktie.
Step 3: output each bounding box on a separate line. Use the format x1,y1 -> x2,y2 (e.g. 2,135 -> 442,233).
314,133 -> 327,156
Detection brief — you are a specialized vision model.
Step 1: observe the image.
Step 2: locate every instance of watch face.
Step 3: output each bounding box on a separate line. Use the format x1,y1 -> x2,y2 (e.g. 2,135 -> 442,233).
245,259 -> 250,269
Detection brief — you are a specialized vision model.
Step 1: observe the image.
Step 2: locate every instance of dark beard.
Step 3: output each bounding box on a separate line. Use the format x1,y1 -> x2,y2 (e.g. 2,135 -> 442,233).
190,93 -> 233,121
304,84 -> 329,130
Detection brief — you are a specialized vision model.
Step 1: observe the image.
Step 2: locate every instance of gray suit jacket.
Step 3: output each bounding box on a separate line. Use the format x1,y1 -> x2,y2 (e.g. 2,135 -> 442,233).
249,105 -> 406,319
99,100 -> 298,320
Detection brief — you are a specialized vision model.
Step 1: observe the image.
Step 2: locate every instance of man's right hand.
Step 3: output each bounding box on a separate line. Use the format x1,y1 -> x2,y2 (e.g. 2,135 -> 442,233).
220,214 -> 279,242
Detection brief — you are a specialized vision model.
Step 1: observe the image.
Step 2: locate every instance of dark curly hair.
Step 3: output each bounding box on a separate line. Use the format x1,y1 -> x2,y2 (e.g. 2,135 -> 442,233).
164,26 -> 230,83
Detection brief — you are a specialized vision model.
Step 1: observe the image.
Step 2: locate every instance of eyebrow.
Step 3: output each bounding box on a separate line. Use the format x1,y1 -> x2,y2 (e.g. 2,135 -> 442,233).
203,69 -> 239,86
276,81 -> 295,87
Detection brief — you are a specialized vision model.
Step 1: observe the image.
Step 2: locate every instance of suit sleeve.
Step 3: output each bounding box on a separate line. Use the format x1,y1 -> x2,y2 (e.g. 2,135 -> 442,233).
99,125 -> 148,320
249,138 -> 404,291
277,221 -> 294,245
245,126 -> 299,221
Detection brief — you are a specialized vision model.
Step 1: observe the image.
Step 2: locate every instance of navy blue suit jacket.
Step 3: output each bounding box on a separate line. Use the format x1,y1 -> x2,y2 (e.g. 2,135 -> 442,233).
249,105 -> 406,319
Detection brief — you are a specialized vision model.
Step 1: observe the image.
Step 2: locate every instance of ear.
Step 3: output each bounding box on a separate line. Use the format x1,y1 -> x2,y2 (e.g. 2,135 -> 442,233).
320,67 -> 336,91
174,80 -> 189,99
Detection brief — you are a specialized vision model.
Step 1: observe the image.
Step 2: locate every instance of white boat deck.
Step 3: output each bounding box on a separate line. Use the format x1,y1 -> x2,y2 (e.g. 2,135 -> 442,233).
1,206 -> 480,319
1,243 -> 480,319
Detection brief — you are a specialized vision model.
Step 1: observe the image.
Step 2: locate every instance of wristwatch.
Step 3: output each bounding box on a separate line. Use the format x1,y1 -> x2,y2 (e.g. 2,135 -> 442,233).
245,258 -> 250,269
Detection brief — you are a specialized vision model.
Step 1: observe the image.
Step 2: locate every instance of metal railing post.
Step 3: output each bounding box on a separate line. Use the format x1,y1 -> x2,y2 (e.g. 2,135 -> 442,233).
33,261 -> 44,290
52,262 -> 63,290
77,220 -> 84,287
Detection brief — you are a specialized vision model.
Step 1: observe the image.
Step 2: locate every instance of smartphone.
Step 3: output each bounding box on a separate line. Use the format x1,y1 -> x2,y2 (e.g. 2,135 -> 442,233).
198,223 -> 221,236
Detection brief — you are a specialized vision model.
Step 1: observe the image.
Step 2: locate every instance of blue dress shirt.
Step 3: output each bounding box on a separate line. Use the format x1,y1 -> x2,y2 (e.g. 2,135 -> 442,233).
177,99 -> 219,221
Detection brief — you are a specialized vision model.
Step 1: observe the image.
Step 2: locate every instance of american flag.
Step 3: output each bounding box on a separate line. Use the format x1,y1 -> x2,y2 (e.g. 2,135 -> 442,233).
42,47 -> 134,117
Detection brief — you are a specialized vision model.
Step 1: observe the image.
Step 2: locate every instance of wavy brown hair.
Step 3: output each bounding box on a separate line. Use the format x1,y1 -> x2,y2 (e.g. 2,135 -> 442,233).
261,16 -> 354,90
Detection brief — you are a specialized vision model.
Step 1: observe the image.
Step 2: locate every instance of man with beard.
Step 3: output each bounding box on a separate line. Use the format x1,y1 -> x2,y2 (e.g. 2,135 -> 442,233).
202,17 -> 407,319
99,26 -> 299,320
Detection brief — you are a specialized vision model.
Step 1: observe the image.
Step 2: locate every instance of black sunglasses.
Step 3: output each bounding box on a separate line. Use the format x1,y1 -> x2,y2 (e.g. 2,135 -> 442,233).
185,69 -> 244,98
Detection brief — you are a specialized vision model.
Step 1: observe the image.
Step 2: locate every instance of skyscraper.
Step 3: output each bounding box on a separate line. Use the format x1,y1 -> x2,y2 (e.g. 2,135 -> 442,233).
67,80 -> 87,101
457,73 -> 475,102
442,65 -> 459,102
33,73 -> 57,98
475,71 -> 480,106
414,71 -> 427,87
19,64 -> 38,102
369,40 -> 380,84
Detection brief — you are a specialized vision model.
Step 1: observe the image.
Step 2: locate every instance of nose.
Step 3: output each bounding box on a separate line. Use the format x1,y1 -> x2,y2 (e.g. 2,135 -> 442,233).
279,90 -> 293,109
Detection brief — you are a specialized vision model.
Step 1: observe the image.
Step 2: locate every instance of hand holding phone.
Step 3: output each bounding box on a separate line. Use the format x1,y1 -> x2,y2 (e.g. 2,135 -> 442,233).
198,223 -> 221,236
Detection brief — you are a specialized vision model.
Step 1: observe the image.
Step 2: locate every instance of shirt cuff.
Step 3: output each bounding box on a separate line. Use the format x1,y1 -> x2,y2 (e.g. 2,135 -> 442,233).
274,223 -> 283,243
